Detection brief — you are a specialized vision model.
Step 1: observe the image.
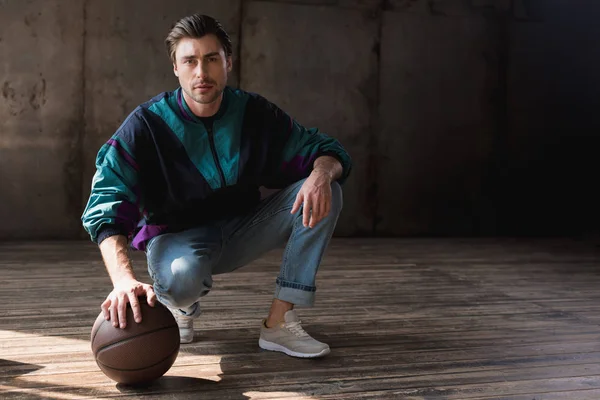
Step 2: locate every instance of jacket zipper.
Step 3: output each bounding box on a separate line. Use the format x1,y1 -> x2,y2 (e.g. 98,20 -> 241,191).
207,125 -> 227,188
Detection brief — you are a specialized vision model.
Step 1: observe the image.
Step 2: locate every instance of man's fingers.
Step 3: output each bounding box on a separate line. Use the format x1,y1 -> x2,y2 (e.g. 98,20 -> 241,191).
318,197 -> 326,220
128,291 -> 141,323
291,192 -> 303,214
324,198 -> 331,218
303,197 -> 311,227
309,197 -> 322,228
146,285 -> 157,307
109,299 -> 118,327
319,191 -> 332,225
101,298 -> 111,320
117,294 -> 128,328
323,193 -> 331,218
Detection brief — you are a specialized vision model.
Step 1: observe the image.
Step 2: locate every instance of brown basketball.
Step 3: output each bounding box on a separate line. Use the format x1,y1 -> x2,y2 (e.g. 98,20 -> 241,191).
90,297 -> 180,385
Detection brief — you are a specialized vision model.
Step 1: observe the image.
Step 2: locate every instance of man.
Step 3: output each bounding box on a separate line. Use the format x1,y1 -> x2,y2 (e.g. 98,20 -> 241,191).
81,14 -> 351,359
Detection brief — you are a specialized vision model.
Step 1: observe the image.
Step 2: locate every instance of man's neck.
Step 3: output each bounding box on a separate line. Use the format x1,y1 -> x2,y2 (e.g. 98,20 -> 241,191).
182,89 -> 223,118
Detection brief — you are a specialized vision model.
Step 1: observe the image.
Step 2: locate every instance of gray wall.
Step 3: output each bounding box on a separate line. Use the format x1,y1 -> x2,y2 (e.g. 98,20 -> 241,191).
1,0 -> 599,240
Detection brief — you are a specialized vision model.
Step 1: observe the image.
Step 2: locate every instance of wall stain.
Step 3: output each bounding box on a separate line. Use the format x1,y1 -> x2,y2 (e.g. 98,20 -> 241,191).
2,81 -> 19,116
244,17 -> 260,37
29,77 -> 47,110
2,81 -> 16,100
23,12 -> 40,38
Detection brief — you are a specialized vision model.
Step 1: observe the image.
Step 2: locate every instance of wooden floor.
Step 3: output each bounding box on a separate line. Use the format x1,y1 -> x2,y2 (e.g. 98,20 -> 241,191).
2,238 -> 600,399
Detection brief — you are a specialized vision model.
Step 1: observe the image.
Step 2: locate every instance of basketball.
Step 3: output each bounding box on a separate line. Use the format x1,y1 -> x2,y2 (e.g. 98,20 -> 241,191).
90,297 -> 180,385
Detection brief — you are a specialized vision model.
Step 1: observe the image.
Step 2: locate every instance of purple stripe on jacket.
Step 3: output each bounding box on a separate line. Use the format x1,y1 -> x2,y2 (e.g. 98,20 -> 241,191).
132,224 -> 169,251
107,139 -> 139,171
177,89 -> 196,122
281,154 -> 317,179
114,200 -> 140,235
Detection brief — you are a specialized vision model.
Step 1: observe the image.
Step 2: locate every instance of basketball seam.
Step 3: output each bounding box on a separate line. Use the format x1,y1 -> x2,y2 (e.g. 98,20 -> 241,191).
96,344 -> 179,372
95,324 -> 178,354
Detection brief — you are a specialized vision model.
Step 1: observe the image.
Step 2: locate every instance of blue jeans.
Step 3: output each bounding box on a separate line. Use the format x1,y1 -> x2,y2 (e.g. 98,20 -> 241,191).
145,179 -> 343,317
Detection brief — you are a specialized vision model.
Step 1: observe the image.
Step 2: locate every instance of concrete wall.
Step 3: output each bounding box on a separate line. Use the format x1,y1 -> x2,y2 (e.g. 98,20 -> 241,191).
1,0 -> 599,239
0,0 -> 84,238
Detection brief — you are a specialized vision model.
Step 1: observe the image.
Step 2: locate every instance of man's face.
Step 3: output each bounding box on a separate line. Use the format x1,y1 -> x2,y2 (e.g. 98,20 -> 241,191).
173,35 -> 232,105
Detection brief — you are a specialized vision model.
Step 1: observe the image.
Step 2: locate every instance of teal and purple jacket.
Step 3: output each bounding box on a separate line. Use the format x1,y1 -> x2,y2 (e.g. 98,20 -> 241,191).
81,86 -> 352,251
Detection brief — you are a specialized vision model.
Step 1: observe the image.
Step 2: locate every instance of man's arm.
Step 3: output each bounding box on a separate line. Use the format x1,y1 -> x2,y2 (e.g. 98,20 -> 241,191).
81,116 -> 155,329
99,235 -> 156,329
313,155 -> 343,182
100,235 -> 136,284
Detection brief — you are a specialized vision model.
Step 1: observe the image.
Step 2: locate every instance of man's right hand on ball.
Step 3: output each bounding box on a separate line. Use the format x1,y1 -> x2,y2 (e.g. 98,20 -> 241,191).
101,278 -> 157,329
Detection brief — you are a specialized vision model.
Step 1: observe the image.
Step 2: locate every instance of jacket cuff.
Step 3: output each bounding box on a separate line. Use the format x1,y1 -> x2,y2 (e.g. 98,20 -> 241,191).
96,225 -> 128,245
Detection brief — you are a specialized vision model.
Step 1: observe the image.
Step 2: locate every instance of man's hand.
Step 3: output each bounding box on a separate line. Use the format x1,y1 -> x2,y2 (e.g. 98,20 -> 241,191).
291,169 -> 333,228
101,278 -> 156,329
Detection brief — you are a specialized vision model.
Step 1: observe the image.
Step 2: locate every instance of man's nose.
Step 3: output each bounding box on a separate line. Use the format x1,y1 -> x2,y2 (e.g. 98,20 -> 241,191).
195,61 -> 209,79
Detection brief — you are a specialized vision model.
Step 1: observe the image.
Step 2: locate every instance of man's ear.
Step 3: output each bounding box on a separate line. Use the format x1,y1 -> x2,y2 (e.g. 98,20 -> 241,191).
173,63 -> 179,77
226,56 -> 233,73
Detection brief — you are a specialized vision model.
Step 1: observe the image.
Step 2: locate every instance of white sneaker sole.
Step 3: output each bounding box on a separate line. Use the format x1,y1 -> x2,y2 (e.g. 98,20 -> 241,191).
179,330 -> 194,344
258,338 -> 330,358
180,336 -> 194,344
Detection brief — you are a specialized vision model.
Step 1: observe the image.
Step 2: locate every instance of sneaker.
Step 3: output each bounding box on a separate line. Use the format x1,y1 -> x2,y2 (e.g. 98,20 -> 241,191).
169,309 -> 194,344
258,310 -> 330,358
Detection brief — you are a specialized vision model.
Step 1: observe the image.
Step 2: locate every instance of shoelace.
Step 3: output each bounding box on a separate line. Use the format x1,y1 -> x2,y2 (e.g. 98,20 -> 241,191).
286,321 -> 310,338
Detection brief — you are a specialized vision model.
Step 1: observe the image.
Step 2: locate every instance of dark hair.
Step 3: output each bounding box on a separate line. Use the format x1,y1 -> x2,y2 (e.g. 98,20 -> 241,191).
165,14 -> 232,63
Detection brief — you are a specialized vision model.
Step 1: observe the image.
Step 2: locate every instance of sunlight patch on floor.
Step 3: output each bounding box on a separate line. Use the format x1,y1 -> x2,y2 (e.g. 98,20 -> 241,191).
2,329 -> 223,389
244,391 -> 320,399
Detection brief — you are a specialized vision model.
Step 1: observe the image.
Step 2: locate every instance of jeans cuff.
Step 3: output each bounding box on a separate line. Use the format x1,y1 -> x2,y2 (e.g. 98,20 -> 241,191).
274,279 -> 316,306
157,297 -> 202,318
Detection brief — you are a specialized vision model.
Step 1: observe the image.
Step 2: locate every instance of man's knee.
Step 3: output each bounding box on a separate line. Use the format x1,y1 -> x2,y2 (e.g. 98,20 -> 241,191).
151,254 -> 213,309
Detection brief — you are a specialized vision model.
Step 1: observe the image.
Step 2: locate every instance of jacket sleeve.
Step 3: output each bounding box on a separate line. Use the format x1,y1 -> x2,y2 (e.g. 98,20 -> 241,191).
259,96 -> 352,186
81,116 -> 144,245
